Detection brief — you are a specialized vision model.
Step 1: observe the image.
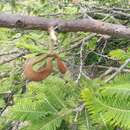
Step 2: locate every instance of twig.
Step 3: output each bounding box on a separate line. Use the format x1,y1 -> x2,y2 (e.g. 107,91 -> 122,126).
0,52 -> 25,65
67,34 -> 95,83
97,36 -> 108,63
0,105 -> 8,116
75,41 -> 84,84
68,33 -> 96,51
73,103 -> 85,113
39,12 -> 81,17
48,26 -> 58,51
11,121 -> 21,130
105,58 -> 130,83
100,67 -> 114,79
73,103 -> 85,121
93,6 -> 130,20
0,91 -> 12,95
0,72 -> 10,78
0,51 -> 18,56
76,38 -> 91,84
71,103 -> 85,130
0,92 -> 14,116
82,72 -> 90,80
112,7 -> 130,12
96,65 -> 130,73
93,51 -> 117,61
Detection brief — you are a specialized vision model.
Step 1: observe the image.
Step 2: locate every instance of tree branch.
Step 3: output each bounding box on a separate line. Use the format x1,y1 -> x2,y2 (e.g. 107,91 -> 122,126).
105,58 -> 130,83
0,13 -> 130,38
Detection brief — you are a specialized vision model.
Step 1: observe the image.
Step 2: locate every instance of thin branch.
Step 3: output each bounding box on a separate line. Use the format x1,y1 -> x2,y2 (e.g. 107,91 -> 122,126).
100,67 -> 114,79
93,51 -> 117,61
75,38 -> 91,84
0,51 -> 18,56
0,91 -> 14,116
75,41 -> 84,84
0,52 -> 25,65
68,33 -> 96,51
0,72 -> 10,78
73,103 -> 85,113
105,58 -> 130,83
0,105 -> 8,116
94,7 -> 130,20
96,65 -> 130,73
97,36 -> 108,63
73,103 -> 85,129
112,7 -> 130,12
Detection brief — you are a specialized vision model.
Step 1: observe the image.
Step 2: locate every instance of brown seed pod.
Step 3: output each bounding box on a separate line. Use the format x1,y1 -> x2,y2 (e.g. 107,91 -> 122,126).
54,54 -> 67,74
23,57 -> 53,81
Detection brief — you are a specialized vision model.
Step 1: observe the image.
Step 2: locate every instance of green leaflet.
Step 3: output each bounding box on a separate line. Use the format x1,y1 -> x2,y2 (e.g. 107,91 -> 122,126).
9,76 -> 79,130
81,74 -> 130,129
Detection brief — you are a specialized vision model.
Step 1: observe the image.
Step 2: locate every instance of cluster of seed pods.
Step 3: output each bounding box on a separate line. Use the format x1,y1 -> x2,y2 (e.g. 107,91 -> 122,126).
23,53 -> 67,81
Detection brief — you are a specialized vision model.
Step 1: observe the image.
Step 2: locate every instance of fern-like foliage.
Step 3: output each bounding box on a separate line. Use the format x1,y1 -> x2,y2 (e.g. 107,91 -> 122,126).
81,74 -> 130,130
8,76 -> 79,130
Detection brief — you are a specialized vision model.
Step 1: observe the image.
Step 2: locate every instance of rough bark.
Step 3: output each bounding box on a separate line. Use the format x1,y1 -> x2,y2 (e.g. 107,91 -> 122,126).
0,12 -> 130,38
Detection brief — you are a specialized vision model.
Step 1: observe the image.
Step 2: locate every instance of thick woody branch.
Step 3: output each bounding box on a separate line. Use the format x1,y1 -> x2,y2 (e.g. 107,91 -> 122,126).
0,13 -> 130,38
